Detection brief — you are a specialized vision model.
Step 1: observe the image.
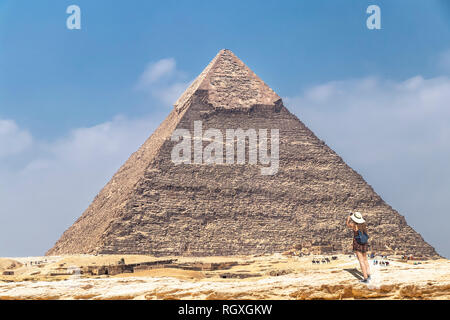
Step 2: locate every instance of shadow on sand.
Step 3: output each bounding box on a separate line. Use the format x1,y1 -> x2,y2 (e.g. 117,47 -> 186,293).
344,268 -> 364,280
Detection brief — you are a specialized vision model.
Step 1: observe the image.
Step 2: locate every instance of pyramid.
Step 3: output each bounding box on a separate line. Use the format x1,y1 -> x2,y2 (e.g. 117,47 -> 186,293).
47,49 -> 438,257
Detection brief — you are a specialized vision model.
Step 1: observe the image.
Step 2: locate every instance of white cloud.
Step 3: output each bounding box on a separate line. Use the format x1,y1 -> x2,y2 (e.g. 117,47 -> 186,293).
136,58 -> 191,106
0,115 -> 160,257
137,58 -> 176,87
285,75 -> 450,257
0,119 -> 32,158
27,115 -> 150,170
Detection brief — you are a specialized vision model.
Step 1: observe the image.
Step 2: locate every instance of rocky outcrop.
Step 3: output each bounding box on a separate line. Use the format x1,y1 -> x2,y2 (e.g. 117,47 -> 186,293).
1,255 -> 449,300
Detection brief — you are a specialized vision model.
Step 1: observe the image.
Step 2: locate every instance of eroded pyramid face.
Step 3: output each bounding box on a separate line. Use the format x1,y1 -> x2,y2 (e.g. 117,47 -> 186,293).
171,50 -> 283,176
47,49 -> 439,258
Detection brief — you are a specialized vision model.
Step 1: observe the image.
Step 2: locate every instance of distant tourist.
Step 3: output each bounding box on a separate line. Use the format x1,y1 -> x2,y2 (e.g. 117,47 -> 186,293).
346,212 -> 371,283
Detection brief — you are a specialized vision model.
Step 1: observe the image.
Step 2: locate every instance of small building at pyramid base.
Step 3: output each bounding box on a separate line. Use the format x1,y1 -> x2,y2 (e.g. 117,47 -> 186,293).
47,49 -> 439,258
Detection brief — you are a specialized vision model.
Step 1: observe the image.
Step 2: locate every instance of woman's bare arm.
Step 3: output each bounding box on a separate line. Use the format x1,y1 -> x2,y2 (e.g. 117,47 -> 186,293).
346,215 -> 353,230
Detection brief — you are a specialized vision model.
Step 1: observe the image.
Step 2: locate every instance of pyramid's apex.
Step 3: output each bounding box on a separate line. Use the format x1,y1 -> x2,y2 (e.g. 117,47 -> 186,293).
174,49 -> 281,112
211,48 -> 234,60
213,48 -> 241,62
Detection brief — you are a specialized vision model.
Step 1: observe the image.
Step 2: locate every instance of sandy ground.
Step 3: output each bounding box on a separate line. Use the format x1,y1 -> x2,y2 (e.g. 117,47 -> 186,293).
0,254 -> 449,300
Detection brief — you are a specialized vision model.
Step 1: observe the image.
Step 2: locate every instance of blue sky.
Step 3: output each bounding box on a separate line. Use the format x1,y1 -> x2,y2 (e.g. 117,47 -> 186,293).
1,0 -> 449,138
1,0 -> 450,257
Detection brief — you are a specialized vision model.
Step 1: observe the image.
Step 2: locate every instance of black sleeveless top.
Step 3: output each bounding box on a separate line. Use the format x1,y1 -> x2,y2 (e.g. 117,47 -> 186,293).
352,230 -> 369,253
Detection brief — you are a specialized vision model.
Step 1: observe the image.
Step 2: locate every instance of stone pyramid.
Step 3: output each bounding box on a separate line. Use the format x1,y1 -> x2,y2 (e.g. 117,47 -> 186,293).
47,49 -> 438,257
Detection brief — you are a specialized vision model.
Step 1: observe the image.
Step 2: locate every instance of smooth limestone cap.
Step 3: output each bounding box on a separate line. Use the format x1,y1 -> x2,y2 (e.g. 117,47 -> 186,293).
174,49 -> 280,112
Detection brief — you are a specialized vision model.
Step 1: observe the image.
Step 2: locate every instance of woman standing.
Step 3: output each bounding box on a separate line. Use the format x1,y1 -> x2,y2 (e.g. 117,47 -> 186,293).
346,212 -> 371,283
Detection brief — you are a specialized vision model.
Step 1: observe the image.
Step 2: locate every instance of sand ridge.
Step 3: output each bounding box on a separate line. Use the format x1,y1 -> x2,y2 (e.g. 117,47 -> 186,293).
0,254 -> 448,300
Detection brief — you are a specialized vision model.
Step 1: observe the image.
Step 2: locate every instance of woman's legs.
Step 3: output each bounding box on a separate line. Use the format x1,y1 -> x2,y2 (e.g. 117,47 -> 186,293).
355,251 -> 368,279
363,254 -> 371,277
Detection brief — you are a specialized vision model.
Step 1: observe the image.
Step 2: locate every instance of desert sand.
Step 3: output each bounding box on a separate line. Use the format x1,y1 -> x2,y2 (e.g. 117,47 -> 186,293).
0,254 -> 448,300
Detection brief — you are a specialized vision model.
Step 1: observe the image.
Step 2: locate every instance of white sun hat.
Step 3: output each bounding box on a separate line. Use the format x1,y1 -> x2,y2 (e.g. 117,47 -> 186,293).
350,212 -> 365,224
